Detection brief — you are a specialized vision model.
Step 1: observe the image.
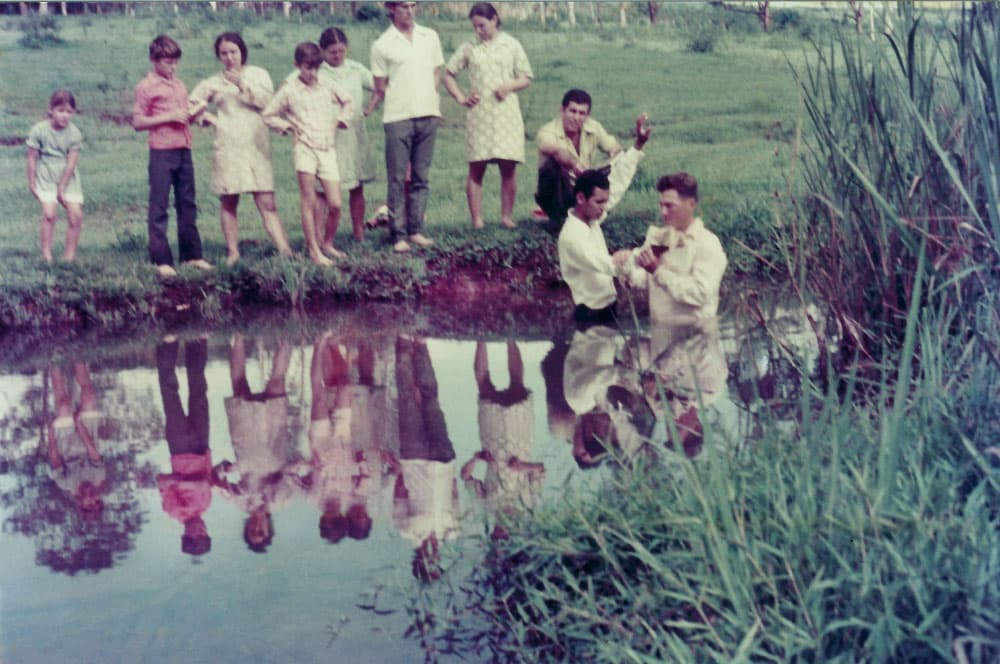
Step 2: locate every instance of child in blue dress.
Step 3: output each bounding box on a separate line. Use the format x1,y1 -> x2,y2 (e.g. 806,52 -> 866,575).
26,89 -> 84,262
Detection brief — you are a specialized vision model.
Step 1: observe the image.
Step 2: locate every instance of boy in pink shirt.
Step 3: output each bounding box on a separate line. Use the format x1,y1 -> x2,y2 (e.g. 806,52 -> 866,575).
132,34 -> 212,279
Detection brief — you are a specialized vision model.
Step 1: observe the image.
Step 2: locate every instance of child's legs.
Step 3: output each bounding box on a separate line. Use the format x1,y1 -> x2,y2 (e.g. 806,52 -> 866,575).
38,200 -> 59,261
229,332 -> 251,396
50,365 -> 73,417
296,171 -> 321,255
349,185 -> 366,240
220,194 -> 241,260
252,191 -> 292,255
147,149 -> 175,266
318,177 -> 343,247
173,149 -> 202,263
62,201 -> 84,260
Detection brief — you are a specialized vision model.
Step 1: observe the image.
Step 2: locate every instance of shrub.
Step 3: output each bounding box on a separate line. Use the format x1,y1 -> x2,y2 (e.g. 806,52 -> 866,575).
18,13 -> 63,49
686,31 -> 718,54
354,3 -> 383,22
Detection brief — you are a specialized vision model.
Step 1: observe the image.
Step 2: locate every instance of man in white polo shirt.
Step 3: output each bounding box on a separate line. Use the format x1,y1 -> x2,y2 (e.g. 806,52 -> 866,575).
365,1 -> 444,253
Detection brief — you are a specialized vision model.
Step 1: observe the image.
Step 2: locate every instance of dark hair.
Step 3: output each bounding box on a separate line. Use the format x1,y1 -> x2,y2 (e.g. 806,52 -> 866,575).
469,2 -> 500,27
214,31 -> 248,65
149,34 -> 182,61
561,88 -> 592,110
319,26 -> 348,49
346,504 -> 372,540
49,89 -> 76,110
573,412 -> 612,469
573,169 -> 610,199
243,513 -> 274,554
294,42 -> 324,68
319,511 -> 348,543
181,534 -> 211,556
656,172 -> 699,201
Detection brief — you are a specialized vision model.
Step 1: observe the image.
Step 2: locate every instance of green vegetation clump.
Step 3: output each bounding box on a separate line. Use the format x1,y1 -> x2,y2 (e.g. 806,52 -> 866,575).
17,13 -> 63,49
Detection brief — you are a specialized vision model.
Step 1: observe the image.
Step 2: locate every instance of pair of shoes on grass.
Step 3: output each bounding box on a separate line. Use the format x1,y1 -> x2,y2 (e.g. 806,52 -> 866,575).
393,233 -> 434,253
156,259 -> 213,279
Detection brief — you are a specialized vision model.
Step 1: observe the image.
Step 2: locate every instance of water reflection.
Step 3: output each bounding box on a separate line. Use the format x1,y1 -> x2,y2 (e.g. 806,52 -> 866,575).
0,300 -> 823,662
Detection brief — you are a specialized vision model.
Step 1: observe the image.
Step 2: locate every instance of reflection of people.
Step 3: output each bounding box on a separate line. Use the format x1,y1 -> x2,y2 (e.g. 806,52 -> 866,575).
563,326 -> 654,467
46,363 -> 106,516
461,341 -> 543,533
213,334 -> 299,553
366,1 -> 444,253
383,336 -> 458,582
641,321 -> 728,459
443,2 -> 533,230
536,88 -> 650,234
155,338 -> 213,557
264,42 -> 354,266
302,332 -> 377,544
190,32 -> 292,266
618,172 -> 727,329
540,336 -> 575,442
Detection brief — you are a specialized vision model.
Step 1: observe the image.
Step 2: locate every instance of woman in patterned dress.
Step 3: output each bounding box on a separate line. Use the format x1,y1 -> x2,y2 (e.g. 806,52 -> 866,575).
191,32 -> 292,265
444,3 -> 533,229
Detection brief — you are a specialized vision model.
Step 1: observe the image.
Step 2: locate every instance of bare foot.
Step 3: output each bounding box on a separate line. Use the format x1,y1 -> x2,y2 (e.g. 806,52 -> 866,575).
471,218 -> 485,230
501,218 -> 518,229
321,245 -> 346,260
225,253 -> 240,267
311,253 -> 335,267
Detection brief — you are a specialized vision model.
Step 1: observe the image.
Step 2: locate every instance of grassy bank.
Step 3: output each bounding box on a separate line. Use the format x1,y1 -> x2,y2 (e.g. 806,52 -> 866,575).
0,3 -> 808,335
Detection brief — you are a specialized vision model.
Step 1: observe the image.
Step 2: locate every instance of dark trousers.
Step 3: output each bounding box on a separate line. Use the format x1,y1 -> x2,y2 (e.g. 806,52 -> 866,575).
535,156 -> 574,235
395,337 -> 454,462
384,117 -> 439,242
148,148 -> 201,266
573,303 -> 617,330
156,339 -> 209,456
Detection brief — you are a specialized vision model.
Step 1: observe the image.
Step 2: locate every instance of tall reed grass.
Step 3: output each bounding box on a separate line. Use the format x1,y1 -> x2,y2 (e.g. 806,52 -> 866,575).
785,3 -> 1000,363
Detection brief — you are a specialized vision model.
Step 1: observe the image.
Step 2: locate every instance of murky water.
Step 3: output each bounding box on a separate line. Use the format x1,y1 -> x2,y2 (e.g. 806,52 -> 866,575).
0,299 -> 822,663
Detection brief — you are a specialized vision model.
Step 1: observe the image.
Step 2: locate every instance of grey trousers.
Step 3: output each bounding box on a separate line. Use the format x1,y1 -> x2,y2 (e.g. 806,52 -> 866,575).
384,116 -> 439,242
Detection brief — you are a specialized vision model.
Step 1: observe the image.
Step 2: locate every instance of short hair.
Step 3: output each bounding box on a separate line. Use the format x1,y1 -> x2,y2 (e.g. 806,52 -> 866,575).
319,26 -> 348,49
149,34 -> 182,61
562,88 -> 592,110
181,534 -> 211,556
294,42 -> 324,68
469,2 -> 500,27
656,172 -> 699,201
214,31 -> 248,65
49,89 -> 76,110
346,504 -> 372,541
573,168 -> 610,200
319,511 -> 348,543
244,513 -> 274,554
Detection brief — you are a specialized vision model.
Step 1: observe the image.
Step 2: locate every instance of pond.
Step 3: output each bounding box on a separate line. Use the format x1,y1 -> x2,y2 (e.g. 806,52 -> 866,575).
0,298 -> 822,663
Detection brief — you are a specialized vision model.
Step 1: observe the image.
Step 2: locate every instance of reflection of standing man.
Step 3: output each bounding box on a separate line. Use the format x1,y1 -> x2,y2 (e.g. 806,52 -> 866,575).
365,1 -> 444,254
155,337 -> 213,557
384,336 -> 458,582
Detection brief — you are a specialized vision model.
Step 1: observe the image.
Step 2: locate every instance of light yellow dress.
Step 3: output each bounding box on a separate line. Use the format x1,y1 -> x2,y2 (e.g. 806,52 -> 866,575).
190,65 -> 276,195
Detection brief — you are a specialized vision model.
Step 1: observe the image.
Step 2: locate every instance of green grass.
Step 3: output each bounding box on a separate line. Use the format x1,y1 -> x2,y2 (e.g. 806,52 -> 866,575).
0,5 -> 805,332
